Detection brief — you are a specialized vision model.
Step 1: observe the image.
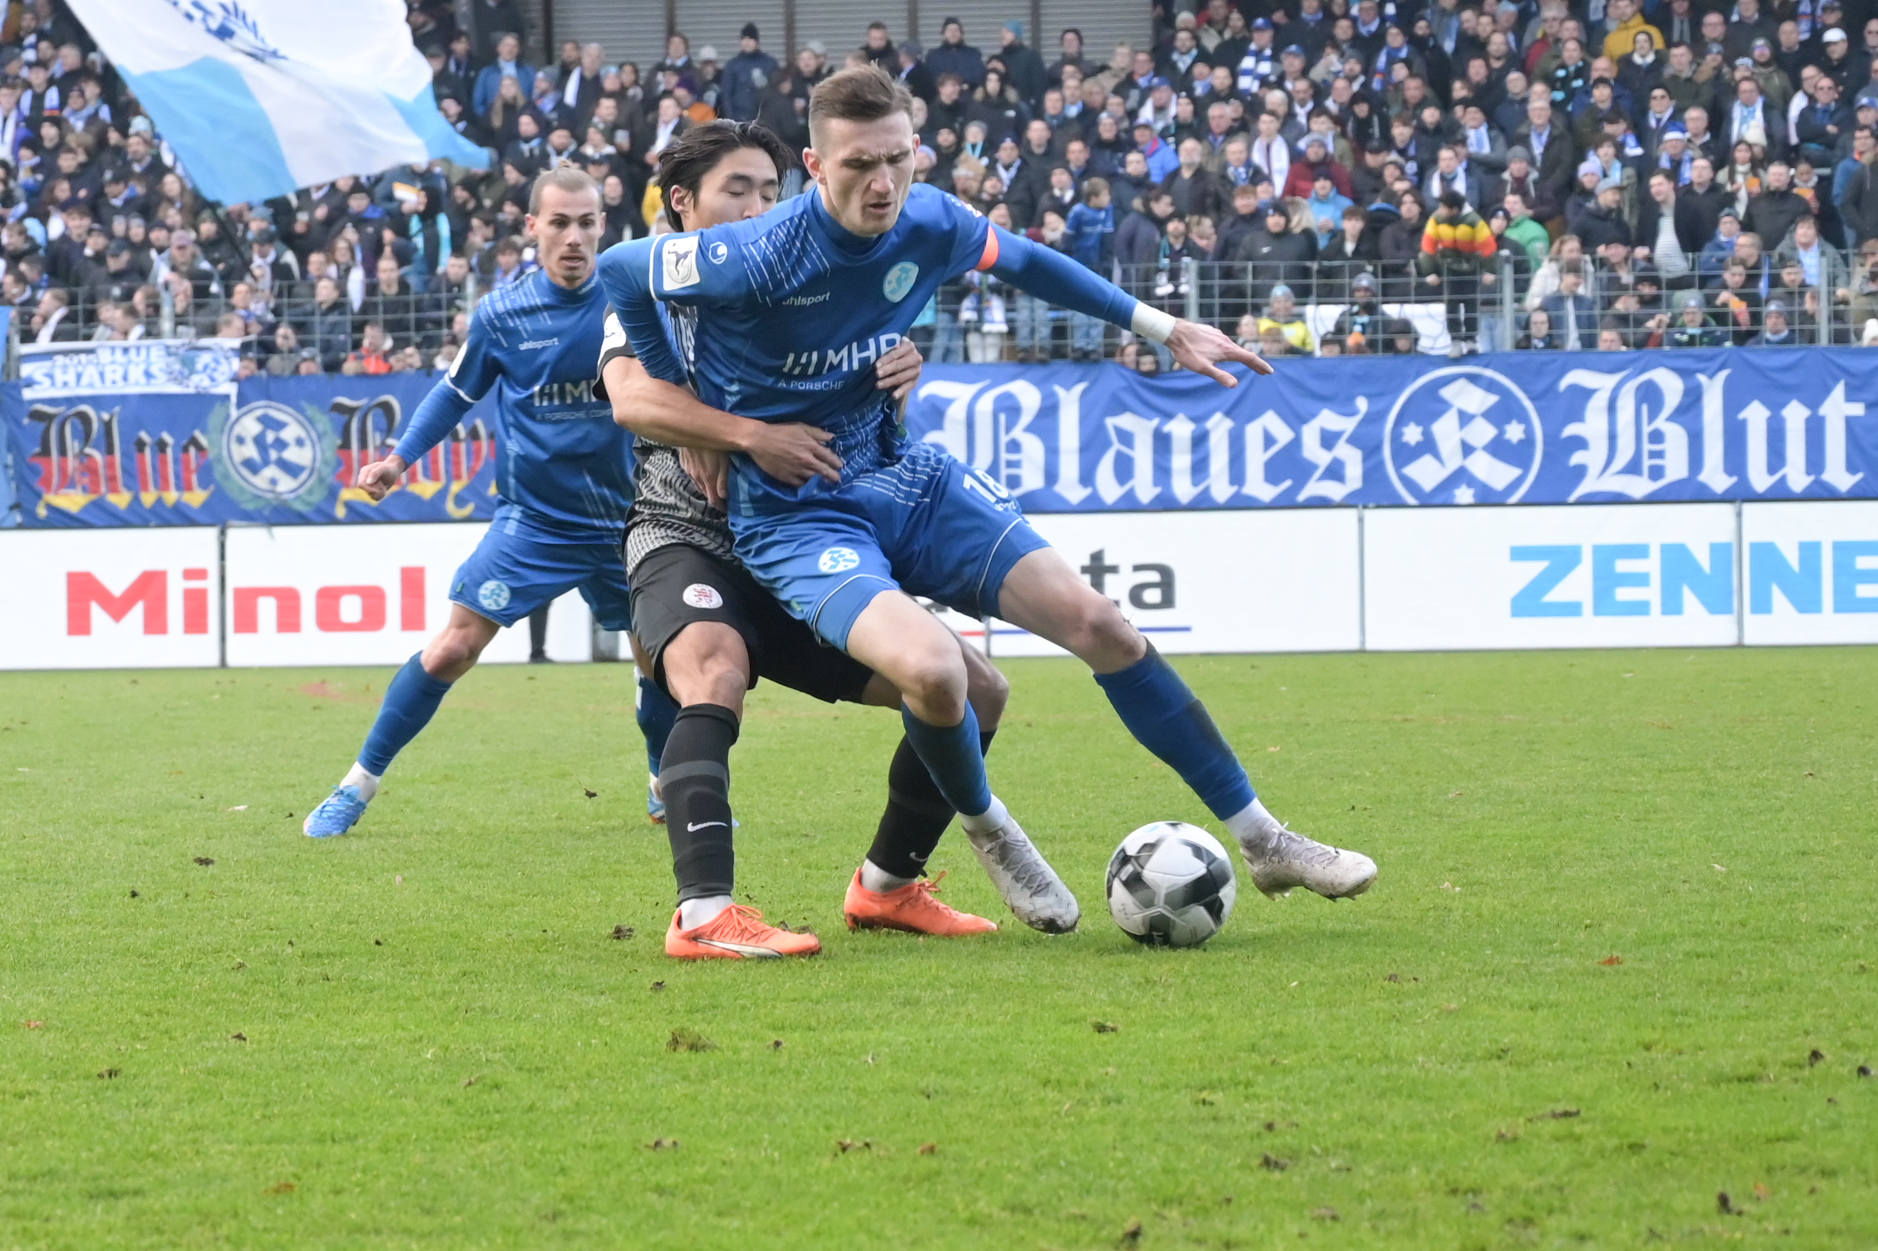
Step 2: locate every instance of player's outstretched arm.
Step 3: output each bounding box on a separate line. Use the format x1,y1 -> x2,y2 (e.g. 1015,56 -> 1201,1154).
986,226 -> 1272,386
355,375 -> 478,501
600,353 -> 843,487
1162,318 -> 1275,387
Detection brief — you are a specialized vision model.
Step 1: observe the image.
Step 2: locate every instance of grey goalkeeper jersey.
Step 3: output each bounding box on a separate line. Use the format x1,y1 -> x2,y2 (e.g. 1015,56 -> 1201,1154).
596,306 -> 736,575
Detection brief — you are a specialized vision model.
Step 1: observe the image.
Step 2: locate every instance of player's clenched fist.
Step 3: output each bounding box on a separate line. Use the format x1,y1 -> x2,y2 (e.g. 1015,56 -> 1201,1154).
355,454 -> 408,501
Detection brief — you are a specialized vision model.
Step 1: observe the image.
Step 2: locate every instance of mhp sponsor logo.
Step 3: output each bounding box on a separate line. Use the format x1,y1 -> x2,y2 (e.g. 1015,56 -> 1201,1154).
1509,541 -> 1878,617
1384,367 -> 1543,506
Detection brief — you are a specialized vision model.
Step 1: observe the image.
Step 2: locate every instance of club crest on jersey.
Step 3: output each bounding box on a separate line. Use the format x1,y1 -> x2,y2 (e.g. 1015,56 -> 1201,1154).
818,547 -> 861,574
663,236 -> 701,290
477,580 -> 512,612
882,261 -> 919,303
708,241 -> 729,264
683,583 -> 724,609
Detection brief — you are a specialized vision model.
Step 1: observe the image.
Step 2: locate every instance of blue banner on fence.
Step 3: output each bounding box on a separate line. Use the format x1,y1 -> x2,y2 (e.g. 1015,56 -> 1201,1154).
5,342 -> 499,527
11,343 -> 1878,524
904,348 -> 1878,511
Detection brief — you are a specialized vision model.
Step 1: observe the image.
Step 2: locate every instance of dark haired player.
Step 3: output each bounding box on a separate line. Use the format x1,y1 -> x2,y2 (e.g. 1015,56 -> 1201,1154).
601,120 -> 1060,959
303,168 -> 680,837
602,67 -> 1379,915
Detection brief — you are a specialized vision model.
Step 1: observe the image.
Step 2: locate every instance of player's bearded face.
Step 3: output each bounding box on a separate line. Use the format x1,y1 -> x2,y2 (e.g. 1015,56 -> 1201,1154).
527,186 -> 603,287
807,113 -> 917,237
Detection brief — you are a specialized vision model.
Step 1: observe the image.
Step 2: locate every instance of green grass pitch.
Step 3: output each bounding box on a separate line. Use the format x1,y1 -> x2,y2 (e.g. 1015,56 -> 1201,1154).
2,649 -> 1874,1249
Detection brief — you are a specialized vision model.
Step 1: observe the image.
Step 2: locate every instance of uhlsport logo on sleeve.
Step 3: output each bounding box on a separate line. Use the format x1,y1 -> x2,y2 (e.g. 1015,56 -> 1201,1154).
1382,366 -> 1543,505
663,236 -> 702,290
882,261 -> 919,303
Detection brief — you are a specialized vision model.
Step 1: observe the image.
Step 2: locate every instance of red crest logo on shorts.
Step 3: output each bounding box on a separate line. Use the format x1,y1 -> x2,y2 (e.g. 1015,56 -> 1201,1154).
683,583 -> 724,610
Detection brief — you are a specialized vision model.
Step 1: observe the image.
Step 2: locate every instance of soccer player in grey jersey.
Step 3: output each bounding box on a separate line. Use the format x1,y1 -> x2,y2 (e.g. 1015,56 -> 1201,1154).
600,122 -> 1063,959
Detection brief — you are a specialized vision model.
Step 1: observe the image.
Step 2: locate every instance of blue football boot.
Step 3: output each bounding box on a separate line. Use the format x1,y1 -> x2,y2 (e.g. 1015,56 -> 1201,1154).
304,785 -> 369,838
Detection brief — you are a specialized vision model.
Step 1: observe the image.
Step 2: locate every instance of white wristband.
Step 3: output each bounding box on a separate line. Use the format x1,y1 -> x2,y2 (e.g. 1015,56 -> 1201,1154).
1131,303 -> 1177,344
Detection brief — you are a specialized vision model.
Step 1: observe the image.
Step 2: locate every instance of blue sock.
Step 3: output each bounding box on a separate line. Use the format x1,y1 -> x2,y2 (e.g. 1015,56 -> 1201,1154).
1093,645 -> 1255,820
900,701 -> 993,819
637,675 -> 679,774
358,653 -> 454,776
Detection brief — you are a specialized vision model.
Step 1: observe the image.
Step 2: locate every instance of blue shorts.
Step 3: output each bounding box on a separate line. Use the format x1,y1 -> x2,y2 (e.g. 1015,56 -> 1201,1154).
729,439 -> 1049,649
450,505 -> 633,631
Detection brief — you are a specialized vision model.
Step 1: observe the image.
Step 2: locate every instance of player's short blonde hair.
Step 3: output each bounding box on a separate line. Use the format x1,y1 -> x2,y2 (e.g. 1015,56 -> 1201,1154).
528,165 -> 601,215
808,64 -> 913,140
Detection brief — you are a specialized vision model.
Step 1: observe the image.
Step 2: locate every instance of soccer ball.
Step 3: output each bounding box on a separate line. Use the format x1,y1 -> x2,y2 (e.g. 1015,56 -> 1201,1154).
1105,822 -> 1238,948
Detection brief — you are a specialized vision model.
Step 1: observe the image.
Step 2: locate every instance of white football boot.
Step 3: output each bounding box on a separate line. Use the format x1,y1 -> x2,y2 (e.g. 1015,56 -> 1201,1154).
965,809 -> 1081,934
1239,826 -> 1378,900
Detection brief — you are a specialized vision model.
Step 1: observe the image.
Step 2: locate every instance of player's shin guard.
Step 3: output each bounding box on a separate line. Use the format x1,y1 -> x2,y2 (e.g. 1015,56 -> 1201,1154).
637,675 -> 680,776
1093,644 -> 1255,820
866,730 -> 996,880
357,653 -> 454,776
900,702 -> 994,821
660,704 -> 739,902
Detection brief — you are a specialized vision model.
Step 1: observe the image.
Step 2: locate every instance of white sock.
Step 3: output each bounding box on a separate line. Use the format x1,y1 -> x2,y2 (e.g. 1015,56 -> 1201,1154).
678,894 -> 733,929
958,795 -> 1010,838
341,762 -> 381,803
1225,797 -> 1286,853
860,859 -> 917,893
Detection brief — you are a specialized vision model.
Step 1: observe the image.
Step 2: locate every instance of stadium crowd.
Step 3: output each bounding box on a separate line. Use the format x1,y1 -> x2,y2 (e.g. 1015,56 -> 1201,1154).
7,0 -> 1878,368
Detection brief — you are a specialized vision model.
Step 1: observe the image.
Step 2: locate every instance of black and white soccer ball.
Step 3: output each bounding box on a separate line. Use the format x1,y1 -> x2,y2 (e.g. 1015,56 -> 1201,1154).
1105,822 -> 1238,948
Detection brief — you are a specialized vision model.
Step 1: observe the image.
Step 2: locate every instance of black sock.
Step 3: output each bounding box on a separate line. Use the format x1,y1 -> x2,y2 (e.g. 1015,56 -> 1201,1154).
659,704 -> 739,903
865,730 -> 996,880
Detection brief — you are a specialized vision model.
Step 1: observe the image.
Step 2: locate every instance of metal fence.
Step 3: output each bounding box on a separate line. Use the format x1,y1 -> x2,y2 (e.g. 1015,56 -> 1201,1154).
910,248 -> 1877,362
17,247 -> 1876,371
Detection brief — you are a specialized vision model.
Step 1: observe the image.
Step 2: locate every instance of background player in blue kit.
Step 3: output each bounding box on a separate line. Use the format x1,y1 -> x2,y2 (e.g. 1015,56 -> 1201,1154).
599,67 -> 1379,914
303,167 -> 678,838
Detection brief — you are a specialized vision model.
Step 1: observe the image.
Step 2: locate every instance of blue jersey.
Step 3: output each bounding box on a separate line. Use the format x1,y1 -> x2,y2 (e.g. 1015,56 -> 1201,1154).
406,268 -> 631,539
595,183 -> 996,432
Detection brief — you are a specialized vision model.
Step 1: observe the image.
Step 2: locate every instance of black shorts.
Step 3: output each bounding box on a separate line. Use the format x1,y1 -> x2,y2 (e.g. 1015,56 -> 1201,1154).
629,543 -> 876,706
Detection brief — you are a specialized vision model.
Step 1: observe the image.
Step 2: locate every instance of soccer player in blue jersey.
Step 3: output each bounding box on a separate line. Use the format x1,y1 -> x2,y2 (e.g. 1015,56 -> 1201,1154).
599,67 -> 1379,912
600,120 -> 1055,957
302,167 -> 679,838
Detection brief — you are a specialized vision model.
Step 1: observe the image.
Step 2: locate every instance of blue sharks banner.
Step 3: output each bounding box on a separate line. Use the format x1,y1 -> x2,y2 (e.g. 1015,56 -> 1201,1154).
5,343 -> 498,527
905,349 -> 1878,511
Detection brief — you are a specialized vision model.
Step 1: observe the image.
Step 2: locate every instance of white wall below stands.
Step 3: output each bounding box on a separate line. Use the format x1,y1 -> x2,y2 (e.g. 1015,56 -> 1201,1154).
4,501 -> 1877,669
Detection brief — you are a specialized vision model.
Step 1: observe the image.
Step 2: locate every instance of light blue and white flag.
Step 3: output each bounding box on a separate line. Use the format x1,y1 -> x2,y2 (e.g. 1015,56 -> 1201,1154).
64,0 -> 488,204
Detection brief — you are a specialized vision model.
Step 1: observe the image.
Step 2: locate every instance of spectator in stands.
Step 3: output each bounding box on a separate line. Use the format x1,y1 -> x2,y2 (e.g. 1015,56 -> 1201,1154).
1516,307 -> 1559,348
929,19 -> 987,87
474,33 -> 535,119
1064,177 -> 1114,359
343,320 -> 394,374
1712,256 -> 1765,341
265,324 -> 305,375
308,276 -> 353,369
1257,283 -> 1314,353
1236,195 -> 1317,304
1540,264 -> 1599,348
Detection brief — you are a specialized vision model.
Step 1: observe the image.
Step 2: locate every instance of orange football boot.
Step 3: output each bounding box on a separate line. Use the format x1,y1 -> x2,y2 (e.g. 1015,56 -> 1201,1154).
843,869 -> 999,935
665,904 -> 821,959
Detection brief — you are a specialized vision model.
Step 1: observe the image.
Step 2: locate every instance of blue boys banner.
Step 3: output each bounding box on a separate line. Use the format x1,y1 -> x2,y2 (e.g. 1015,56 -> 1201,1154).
905,349 -> 1878,511
7,342 -> 498,527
